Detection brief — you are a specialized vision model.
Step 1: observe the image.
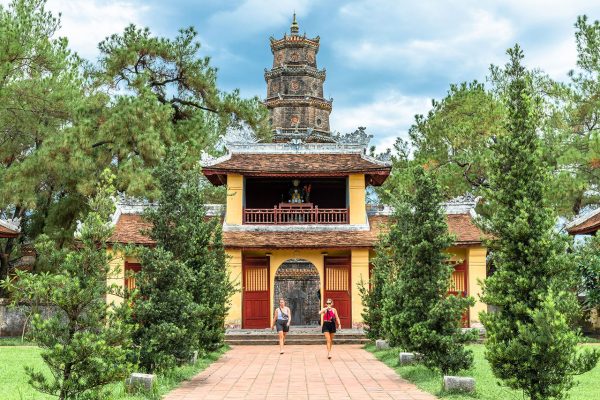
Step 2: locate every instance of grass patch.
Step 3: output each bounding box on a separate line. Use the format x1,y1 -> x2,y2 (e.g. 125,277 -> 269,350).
365,343 -> 600,400
579,335 -> 600,344
0,344 -> 228,400
106,346 -> 228,400
0,337 -> 35,346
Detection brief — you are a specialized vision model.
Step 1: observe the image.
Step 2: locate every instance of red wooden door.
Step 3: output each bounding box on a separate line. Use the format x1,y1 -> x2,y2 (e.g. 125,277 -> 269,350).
448,261 -> 470,328
124,262 -> 142,291
242,257 -> 270,329
324,256 -> 351,328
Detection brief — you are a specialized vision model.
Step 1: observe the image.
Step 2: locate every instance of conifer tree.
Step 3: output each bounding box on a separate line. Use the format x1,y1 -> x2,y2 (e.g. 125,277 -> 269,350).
2,170 -> 133,400
380,166 -> 475,374
359,240 -> 392,340
132,149 -> 234,371
481,45 -> 599,400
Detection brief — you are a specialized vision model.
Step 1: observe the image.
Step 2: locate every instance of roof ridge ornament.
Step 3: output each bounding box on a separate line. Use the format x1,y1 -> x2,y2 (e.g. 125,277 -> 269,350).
290,12 -> 299,35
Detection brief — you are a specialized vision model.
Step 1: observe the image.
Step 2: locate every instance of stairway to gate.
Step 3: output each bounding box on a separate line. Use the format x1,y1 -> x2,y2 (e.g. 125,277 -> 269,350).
225,326 -> 368,346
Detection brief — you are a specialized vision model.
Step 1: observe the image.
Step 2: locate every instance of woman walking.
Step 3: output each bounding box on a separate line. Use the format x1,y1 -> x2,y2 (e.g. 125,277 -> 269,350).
319,298 -> 341,359
271,298 -> 291,354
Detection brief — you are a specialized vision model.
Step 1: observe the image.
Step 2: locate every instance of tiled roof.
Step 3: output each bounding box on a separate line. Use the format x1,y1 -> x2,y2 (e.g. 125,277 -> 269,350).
202,153 -> 391,186
447,214 -> 487,244
204,153 -> 389,174
109,212 -> 487,249
566,208 -> 600,235
109,214 -> 154,245
0,220 -> 19,238
223,214 -> 486,249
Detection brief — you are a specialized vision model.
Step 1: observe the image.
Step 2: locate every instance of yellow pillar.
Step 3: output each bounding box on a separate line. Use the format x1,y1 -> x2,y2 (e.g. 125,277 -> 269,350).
348,174 -> 366,225
106,248 -> 125,306
225,249 -> 243,327
226,174 -> 243,225
467,246 -> 487,327
351,248 -> 370,327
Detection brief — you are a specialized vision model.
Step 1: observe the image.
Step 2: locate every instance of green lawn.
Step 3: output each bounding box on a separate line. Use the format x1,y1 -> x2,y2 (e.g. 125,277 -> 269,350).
366,343 -> 600,400
0,340 -> 228,400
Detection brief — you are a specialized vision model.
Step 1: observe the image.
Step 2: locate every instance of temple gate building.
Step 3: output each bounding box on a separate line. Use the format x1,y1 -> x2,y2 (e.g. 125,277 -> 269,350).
108,17 -> 488,329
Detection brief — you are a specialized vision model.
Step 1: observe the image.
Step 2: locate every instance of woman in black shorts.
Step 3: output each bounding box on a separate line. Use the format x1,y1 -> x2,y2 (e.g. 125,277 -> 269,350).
271,298 -> 291,354
319,298 -> 341,359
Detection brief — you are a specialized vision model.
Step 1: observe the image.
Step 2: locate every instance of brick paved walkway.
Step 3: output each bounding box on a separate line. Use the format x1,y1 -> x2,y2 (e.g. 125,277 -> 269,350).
164,345 -> 437,400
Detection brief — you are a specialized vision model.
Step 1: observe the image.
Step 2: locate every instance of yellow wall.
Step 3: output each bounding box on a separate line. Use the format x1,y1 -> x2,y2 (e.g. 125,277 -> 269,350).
467,246 -> 487,327
348,174 -> 366,225
226,174 -> 243,225
105,248 -> 139,306
446,246 -> 487,326
225,249 -> 243,327
351,248 -> 370,327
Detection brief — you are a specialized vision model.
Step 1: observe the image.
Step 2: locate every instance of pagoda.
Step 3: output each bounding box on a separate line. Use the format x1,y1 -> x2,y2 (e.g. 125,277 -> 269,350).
264,14 -> 334,143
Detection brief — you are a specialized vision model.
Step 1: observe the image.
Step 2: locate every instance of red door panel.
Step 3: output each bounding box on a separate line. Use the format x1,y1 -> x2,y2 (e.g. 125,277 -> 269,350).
243,257 -> 270,329
448,261 -> 470,328
324,256 -> 351,328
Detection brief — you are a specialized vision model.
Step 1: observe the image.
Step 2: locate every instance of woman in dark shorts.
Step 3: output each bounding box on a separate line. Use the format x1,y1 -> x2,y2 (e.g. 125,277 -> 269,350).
271,298 -> 291,354
319,298 -> 341,359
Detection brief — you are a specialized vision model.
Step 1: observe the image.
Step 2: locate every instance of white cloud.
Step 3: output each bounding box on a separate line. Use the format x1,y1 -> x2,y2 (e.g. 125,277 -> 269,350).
52,0 -> 149,59
330,91 -> 431,152
206,0 -> 314,40
499,0 -> 600,23
0,0 -> 150,59
526,38 -> 577,80
335,8 -> 514,73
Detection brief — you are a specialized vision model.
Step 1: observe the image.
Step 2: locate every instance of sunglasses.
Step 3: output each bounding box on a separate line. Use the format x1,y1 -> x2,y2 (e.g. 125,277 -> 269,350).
326,302 -> 332,305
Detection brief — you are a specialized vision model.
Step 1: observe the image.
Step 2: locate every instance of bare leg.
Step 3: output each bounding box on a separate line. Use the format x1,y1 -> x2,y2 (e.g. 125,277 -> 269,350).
329,333 -> 335,358
283,331 -> 287,346
279,331 -> 284,353
324,332 -> 331,358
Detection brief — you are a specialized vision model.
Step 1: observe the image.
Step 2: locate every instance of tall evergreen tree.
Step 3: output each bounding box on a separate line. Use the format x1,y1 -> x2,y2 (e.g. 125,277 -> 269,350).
2,170 -> 133,400
481,45 -> 599,400
380,166 -> 475,375
132,149 -> 234,371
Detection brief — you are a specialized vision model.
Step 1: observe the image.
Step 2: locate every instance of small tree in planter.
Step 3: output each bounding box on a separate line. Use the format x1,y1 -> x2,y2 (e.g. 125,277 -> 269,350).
480,45 -> 600,400
2,171 -> 133,400
132,150 -> 234,371
380,166 -> 476,374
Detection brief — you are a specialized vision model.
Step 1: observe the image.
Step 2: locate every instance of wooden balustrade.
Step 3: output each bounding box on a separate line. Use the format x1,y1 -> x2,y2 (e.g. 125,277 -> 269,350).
243,204 -> 349,224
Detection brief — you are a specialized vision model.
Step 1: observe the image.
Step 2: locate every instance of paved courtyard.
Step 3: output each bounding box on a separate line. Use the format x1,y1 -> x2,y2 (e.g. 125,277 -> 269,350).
164,345 -> 437,400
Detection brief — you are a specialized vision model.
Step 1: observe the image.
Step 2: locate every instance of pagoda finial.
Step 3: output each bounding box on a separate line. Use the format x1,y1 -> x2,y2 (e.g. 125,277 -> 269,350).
290,12 -> 299,35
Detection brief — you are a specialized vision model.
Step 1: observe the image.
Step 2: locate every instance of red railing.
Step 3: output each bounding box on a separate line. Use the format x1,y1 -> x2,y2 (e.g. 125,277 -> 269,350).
243,203 -> 349,224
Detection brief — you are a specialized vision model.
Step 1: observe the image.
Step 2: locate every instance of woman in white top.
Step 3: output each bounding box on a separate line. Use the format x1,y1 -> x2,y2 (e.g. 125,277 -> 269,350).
271,298 -> 291,354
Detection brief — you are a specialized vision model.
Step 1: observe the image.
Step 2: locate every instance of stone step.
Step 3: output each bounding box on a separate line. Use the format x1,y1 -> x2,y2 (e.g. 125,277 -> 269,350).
225,329 -> 368,345
225,334 -> 366,340
225,338 -> 369,346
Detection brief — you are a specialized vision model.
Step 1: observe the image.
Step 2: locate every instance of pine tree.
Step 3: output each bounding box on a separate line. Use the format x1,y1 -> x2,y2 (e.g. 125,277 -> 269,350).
132,149 -> 234,371
481,45 -> 600,400
2,170 -> 133,400
380,166 -> 476,374
359,240 -> 392,340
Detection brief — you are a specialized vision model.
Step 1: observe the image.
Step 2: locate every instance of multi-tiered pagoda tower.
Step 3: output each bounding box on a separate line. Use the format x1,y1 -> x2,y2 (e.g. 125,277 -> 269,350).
264,14 -> 334,143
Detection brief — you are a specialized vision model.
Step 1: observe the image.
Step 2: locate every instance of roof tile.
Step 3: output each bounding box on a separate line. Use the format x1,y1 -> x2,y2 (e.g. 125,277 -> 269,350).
109,213 -> 487,249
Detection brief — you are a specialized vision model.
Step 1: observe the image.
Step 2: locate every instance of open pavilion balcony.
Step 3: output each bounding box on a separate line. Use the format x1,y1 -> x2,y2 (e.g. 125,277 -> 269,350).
242,177 -> 348,225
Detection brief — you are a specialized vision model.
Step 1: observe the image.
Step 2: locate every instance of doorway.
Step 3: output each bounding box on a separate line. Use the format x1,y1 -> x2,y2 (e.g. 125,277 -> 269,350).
274,259 -> 321,326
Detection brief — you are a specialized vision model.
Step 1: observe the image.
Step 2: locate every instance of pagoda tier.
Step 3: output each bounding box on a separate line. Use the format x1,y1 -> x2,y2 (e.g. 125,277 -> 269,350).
264,14 -> 334,143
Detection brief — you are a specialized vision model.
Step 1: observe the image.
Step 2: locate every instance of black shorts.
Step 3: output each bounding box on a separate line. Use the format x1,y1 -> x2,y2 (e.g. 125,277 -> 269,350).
322,321 -> 336,333
276,320 -> 289,332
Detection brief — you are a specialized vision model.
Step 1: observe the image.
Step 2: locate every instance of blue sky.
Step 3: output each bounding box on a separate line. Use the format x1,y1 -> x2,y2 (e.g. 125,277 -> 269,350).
9,0 -> 600,150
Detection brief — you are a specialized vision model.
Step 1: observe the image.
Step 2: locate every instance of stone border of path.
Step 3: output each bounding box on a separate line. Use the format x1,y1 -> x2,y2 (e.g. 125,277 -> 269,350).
164,344 -> 438,400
